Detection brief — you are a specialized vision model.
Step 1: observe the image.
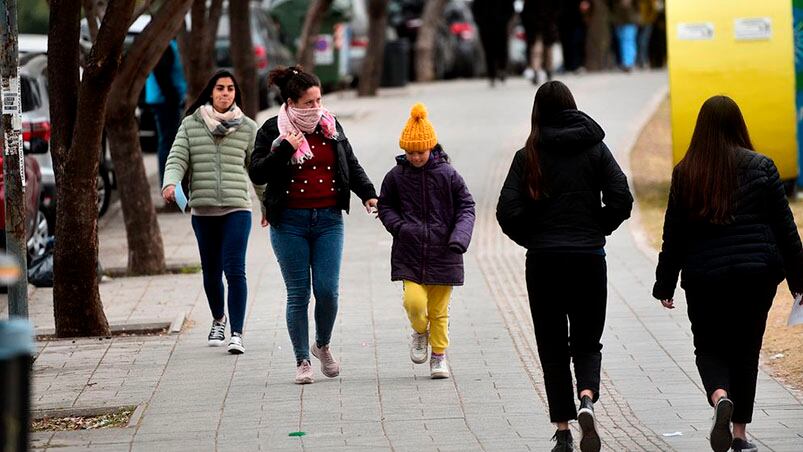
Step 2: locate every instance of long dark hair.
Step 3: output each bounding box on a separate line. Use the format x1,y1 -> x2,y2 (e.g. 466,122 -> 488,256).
524,81 -> 577,199
268,65 -> 321,104
674,95 -> 753,224
185,69 -> 243,117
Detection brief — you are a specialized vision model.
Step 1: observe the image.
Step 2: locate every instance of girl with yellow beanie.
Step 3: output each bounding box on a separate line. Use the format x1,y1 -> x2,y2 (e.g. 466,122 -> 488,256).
377,103 -> 476,379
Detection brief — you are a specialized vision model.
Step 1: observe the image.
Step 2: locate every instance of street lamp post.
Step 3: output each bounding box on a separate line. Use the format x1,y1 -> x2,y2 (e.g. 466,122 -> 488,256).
1,0 -> 28,318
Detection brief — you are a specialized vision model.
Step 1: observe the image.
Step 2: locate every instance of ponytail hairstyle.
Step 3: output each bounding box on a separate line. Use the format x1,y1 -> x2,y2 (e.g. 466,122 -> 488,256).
674,95 -> 753,224
524,81 -> 578,199
185,69 -> 242,117
267,65 -> 321,104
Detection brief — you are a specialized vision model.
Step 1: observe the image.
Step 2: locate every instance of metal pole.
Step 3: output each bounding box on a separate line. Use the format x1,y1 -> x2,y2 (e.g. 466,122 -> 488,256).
1,0 -> 28,318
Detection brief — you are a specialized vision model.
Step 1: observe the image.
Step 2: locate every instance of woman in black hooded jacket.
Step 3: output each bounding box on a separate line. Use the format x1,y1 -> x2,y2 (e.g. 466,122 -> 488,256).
654,96 -> 803,452
496,81 -> 632,452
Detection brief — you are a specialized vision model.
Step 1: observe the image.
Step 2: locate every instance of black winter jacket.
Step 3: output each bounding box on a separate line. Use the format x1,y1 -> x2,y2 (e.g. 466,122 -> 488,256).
249,116 -> 377,224
496,110 -> 633,252
653,148 -> 803,300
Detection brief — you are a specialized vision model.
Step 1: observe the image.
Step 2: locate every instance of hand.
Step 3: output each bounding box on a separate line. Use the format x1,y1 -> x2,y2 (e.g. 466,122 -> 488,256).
661,299 -> 675,309
162,185 -> 176,203
284,131 -> 304,150
364,198 -> 378,215
579,1 -> 591,13
794,292 -> 803,305
261,215 -> 269,228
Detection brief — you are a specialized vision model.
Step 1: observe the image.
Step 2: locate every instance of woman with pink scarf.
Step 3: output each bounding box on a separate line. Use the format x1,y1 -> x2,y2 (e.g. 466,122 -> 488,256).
249,66 -> 377,384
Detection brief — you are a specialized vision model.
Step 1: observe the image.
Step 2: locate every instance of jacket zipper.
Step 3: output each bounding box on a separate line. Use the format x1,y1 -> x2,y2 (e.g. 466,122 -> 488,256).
422,169 -> 428,282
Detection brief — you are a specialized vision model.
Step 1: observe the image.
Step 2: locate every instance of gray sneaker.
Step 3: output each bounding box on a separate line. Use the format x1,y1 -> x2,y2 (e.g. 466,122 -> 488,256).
430,354 -> 450,379
409,331 -> 428,364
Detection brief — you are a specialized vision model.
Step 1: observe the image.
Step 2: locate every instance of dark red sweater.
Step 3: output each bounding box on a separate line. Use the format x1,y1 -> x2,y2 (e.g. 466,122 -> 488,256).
286,130 -> 339,209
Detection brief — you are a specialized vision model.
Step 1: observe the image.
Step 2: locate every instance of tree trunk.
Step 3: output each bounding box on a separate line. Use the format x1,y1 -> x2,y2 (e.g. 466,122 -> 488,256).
184,0 -> 223,102
296,0 -> 334,71
105,0 -> 192,275
230,0 -> 258,118
48,0 -> 136,337
414,0 -> 447,82
357,0 -> 389,97
585,0 -> 612,71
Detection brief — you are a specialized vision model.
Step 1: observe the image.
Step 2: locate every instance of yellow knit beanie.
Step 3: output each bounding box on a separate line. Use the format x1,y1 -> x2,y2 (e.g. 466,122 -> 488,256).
399,103 -> 437,152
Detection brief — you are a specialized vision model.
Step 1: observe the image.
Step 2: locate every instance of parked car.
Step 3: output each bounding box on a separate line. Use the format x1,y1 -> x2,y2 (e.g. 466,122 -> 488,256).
216,2 -> 294,108
0,148 -> 48,261
20,54 -> 116,229
388,0 -> 457,81
443,0 -> 484,78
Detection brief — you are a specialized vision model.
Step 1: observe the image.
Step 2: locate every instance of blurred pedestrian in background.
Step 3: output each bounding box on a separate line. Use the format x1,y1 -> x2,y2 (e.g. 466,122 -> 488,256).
146,39 -> 187,193
558,0 -> 591,74
521,0 -> 561,85
472,0 -> 516,86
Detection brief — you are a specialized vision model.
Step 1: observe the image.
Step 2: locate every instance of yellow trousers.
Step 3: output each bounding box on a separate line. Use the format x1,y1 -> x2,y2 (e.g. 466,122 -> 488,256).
402,281 -> 452,354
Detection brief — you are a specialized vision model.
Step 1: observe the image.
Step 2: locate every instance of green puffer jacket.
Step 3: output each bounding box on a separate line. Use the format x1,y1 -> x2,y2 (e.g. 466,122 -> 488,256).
162,109 -> 265,211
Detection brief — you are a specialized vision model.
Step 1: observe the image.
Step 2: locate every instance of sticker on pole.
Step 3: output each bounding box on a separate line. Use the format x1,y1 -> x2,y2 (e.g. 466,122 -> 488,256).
735,18 -> 772,41
313,34 -> 334,65
1,75 -> 20,115
677,23 -> 715,41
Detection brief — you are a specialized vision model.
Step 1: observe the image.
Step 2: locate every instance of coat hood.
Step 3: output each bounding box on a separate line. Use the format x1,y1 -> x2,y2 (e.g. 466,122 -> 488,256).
539,110 -> 605,151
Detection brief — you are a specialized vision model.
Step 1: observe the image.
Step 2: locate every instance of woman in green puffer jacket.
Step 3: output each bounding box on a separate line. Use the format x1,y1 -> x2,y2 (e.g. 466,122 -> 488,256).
161,70 -> 265,355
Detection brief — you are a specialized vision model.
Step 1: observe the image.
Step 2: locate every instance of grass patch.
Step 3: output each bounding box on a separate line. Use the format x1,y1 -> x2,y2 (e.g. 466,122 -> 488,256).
631,95 -> 803,391
32,407 -> 134,432
103,262 -> 201,278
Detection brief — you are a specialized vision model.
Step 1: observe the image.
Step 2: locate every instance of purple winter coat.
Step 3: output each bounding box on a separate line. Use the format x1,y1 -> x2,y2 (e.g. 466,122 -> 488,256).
378,147 -> 476,286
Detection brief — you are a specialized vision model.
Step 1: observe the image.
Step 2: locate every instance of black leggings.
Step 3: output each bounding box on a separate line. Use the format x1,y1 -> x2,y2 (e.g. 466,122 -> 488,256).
685,279 -> 776,424
526,252 -> 607,422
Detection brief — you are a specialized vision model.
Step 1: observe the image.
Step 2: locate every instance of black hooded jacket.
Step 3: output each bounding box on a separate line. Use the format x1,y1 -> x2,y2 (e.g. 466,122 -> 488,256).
496,110 -> 633,251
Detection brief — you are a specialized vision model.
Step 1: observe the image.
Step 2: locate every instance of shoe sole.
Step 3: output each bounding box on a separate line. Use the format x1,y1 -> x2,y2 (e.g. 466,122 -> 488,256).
578,408 -> 601,452
227,345 -> 244,355
311,347 -> 340,378
710,398 -> 734,452
208,339 -> 225,347
411,351 -> 428,364
294,376 -> 314,384
430,371 -> 450,379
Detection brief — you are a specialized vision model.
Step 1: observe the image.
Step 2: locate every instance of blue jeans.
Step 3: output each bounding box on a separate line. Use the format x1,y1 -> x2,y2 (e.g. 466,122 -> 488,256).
191,211 -> 252,334
270,208 -> 344,362
616,24 -> 638,69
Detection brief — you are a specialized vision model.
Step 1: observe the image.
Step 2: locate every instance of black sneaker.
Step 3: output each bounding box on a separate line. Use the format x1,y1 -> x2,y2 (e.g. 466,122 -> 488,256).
207,316 -> 226,346
731,438 -> 758,452
710,397 -> 734,452
578,395 -> 601,452
551,429 -> 574,452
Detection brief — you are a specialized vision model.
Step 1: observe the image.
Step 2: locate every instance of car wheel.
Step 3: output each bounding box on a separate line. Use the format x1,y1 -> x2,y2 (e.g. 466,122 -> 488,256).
97,167 -> 112,217
27,209 -> 49,260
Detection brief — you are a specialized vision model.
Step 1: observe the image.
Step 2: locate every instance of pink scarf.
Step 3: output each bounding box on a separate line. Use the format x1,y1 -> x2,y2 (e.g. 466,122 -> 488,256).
277,104 -> 338,164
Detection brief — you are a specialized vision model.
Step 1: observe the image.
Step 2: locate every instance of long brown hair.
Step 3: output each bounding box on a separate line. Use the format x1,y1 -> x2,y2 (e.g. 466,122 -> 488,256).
267,65 -> 321,104
525,81 -> 578,199
185,70 -> 243,117
674,95 -> 754,224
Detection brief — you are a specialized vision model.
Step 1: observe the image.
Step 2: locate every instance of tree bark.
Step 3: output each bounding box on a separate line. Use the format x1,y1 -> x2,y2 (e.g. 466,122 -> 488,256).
183,0 -> 223,103
48,0 -> 135,337
296,0 -> 334,71
357,0 -> 389,97
585,0 -> 612,71
414,0 -> 447,82
229,0 -> 258,118
105,0 -> 193,275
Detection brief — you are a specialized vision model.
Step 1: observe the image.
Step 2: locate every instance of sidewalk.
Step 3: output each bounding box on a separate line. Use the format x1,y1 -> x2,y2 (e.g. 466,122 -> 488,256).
27,72 -> 803,451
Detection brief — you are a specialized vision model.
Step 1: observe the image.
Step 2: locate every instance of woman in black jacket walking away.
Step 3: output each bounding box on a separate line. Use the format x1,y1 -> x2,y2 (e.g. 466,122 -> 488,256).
496,81 -> 633,452
654,96 -> 803,452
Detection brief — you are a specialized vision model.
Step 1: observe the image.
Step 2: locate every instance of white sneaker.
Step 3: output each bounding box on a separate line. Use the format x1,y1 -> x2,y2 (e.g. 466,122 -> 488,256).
227,333 -> 244,354
410,331 -> 428,364
430,354 -> 449,379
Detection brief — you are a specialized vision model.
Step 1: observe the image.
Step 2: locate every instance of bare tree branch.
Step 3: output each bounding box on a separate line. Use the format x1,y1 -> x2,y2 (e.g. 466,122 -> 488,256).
297,0 -> 333,71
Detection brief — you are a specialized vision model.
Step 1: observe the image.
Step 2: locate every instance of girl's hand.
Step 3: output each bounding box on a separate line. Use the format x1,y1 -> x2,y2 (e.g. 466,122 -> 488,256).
284,131 -> 304,150
261,216 -> 269,228
364,198 -> 378,215
162,185 -> 176,203
661,299 -> 675,309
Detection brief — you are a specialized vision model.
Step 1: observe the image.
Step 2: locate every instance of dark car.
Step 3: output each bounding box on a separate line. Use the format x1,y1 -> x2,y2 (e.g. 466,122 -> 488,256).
216,2 -> 294,108
443,0 -> 484,78
388,0 -> 458,81
0,145 -> 48,260
20,54 -> 115,228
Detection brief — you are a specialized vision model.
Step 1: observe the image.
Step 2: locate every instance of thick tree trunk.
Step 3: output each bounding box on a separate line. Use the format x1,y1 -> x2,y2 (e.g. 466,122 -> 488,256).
48,0 -> 136,337
585,0 -> 612,71
184,0 -> 223,102
414,0 -> 447,82
105,0 -> 192,275
296,0 -> 334,71
230,0 -> 258,117
357,0 -> 389,97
